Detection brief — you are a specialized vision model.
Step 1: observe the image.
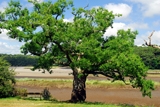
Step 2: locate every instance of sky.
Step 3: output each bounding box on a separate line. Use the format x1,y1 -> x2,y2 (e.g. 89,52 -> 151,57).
0,0 -> 160,54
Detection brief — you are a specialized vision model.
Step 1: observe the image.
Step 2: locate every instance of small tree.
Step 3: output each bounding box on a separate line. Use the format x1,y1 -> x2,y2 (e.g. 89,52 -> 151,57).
0,0 -> 154,102
0,57 -> 16,98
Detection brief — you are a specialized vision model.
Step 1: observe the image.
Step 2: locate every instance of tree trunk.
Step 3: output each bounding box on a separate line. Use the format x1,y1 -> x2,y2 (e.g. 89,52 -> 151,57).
70,69 -> 87,102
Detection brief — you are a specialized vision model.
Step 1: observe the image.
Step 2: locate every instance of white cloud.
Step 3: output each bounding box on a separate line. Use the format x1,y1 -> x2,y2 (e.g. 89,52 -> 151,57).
37,0 -> 43,3
134,35 -> 144,46
153,20 -> 160,27
0,42 -> 21,54
128,22 -> 148,30
63,17 -> 73,23
28,0 -> 43,3
104,22 -> 134,37
24,2 -> 33,8
0,1 -> 8,12
150,31 -> 160,45
0,29 -> 23,54
104,3 -> 132,19
63,19 -> 71,23
104,22 -> 150,46
0,29 -> 10,40
129,0 -> 160,17
0,29 -> 16,41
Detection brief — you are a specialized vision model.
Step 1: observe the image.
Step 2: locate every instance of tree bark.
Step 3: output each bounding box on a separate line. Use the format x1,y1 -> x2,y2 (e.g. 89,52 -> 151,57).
70,68 -> 87,102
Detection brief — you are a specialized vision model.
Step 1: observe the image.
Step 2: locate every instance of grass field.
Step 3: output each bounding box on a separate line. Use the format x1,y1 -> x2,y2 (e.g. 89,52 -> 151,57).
16,78 -> 160,89
0,98 -> 143,107
16,78 -> 133,89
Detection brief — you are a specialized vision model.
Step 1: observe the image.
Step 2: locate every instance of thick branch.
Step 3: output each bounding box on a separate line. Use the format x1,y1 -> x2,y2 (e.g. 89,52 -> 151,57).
84,4 -> 89,9
144,30 -> 160,49
87,71 -> 114,79
29,47 -> 48,56
28,41 -> 48,56
55,6 -> 66,20
144,30 -> 155,46
53,41 -> 72,63
86,69 -> 125,82
29,51 -> 41,56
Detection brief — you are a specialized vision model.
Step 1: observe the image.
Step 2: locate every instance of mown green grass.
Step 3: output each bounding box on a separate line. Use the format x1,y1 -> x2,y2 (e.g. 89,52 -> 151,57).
0,98 -> 141,107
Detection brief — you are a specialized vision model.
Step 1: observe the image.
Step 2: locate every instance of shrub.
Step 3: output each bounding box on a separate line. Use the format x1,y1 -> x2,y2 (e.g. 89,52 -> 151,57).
13,88 -> 27,97
0,57 -> 16,98
42,87 -> 51,100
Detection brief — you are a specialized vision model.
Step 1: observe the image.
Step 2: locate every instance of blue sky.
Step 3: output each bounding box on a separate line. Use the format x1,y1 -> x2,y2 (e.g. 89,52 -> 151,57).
0,0 -> 160,54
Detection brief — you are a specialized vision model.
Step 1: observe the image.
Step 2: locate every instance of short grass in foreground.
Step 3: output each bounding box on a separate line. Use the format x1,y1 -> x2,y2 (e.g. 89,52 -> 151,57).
0,98 -> 144,107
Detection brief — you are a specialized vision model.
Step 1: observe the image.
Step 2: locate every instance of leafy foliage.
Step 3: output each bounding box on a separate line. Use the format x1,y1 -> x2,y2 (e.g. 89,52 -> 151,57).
0,57 -> 16,98
0,0 -> 154,99
134,46 -> 160,69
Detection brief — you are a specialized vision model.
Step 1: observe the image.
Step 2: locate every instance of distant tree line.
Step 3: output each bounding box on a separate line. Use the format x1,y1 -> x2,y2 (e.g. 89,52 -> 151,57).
134,46 -> 160,69
0,54 -> 38,66
0,46 -> 160,69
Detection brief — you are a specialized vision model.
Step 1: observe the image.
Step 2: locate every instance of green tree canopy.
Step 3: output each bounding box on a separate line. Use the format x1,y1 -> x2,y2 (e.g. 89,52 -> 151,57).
0,0 -> 154,102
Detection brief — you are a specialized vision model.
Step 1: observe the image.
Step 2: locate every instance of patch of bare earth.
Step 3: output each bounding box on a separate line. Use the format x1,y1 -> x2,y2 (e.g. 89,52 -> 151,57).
16,85 -> 160,107
15,67 -> 160,107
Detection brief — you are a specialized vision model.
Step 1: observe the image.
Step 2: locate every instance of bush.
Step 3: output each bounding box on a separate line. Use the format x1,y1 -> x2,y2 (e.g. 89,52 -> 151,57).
42,87 -> 51,100
13,88 -> 27,97
0,57 -> 16,98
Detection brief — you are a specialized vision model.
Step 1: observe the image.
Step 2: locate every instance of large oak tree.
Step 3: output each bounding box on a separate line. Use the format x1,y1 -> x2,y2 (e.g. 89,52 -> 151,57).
0,0 -> 154,102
